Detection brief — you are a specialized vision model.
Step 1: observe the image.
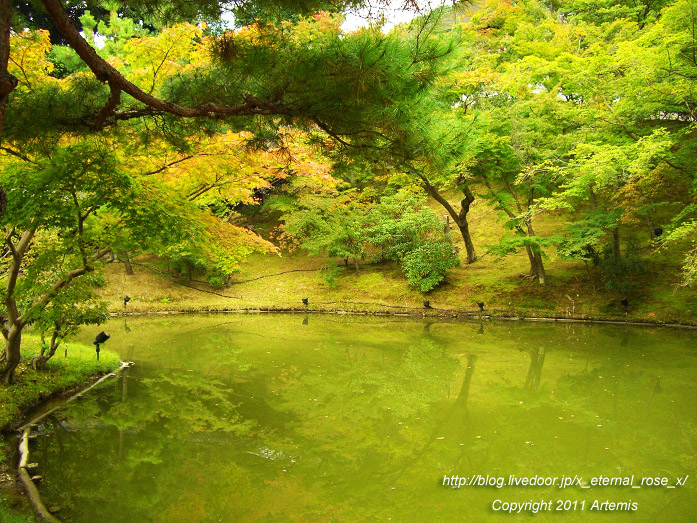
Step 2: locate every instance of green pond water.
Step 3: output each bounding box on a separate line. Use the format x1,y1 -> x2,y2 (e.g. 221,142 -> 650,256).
28,314 -> 697,522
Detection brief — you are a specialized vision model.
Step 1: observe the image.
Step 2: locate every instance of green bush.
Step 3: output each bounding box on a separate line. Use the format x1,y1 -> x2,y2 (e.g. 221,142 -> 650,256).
277,190 -> 460,292
402,241 -> 460,292
322,261 -> 345,288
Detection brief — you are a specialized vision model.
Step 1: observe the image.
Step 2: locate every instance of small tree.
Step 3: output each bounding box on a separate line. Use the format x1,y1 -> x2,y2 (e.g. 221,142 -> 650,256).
0,141 -> 202,383
365,193 -> 461,291
30,275 -> 108,370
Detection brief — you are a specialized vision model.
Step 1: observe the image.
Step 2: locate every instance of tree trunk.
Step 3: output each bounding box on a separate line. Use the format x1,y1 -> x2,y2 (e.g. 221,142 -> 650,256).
524,245 -> 538,278
421,176 -> 477,264
612,227 -> 621,263
457,186 -> 477,264
120,250 -> 134,275
456,222 -> 476,264
482,176 -> 540,276
0,326 -> 22,384
526,221 -> 545,285
2,228 -> 35,384
533,250 -> 546,285
31,331 -> 60,370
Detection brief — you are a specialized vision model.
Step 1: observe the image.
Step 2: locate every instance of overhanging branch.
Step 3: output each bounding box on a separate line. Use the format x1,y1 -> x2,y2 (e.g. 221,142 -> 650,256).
39,0 -> 293,128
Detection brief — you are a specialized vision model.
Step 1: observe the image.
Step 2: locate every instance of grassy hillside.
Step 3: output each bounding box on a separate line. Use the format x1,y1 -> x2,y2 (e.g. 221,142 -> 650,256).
98,194 -> 697,325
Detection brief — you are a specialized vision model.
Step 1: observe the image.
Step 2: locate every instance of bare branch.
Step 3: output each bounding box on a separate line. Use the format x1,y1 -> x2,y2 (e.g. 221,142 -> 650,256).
143,155 -> 197,176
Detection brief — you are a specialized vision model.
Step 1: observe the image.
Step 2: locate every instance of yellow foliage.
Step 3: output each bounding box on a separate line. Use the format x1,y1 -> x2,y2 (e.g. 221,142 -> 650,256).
123,23 -> 205,92
8,30 -> 55,91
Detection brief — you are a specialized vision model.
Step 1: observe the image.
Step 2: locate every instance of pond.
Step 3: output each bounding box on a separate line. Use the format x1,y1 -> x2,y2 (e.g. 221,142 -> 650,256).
28,314 -> 697,521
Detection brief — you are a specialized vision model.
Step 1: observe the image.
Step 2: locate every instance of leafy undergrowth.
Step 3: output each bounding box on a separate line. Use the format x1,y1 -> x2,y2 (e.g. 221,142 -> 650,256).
0,335 -> 119,431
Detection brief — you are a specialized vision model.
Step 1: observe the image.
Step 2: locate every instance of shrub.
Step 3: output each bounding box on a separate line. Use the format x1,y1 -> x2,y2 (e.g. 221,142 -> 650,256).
402,241 -> 460,292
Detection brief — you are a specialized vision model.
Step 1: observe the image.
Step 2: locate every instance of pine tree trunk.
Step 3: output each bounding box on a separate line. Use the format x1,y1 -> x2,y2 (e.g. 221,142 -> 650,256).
457,221 -> 477,265
420,176 -> 477,264
457,186 -> 477,264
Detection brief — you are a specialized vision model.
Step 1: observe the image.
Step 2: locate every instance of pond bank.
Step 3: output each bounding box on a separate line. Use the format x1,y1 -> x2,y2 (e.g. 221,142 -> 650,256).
97,253 -> 697,327
16,362 -> 133,523
0,339 -> 120,521
109,305 -> 697,329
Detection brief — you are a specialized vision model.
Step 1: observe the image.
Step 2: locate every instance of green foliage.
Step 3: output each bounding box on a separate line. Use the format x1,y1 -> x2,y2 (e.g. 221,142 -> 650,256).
487,235 -> 557,257
402,240 -> 460,292
276,189 -> 460,291
31,273 -> 108,354
555,211 -> 622,263
4,0 -> 697,314
665,211 -> 697,286
365,194 -> 446,260
680,249 -> 697,287
438,0 -> 697,286
322,261 -> 345,289
0,139 -> 203,311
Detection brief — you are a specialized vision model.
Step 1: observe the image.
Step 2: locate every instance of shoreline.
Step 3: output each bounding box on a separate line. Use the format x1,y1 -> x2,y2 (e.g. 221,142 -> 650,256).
0,348 -> 121,521
15,362 -> 133,523
109,306 -> 697,329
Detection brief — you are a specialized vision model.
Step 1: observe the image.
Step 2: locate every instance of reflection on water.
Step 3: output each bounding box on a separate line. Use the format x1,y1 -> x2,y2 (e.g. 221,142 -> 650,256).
29,315 -> 697,521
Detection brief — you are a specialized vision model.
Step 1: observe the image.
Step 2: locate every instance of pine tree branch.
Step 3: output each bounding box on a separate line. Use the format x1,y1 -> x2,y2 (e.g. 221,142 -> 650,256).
0,146 -> 34,163
39,0 -> 292,127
